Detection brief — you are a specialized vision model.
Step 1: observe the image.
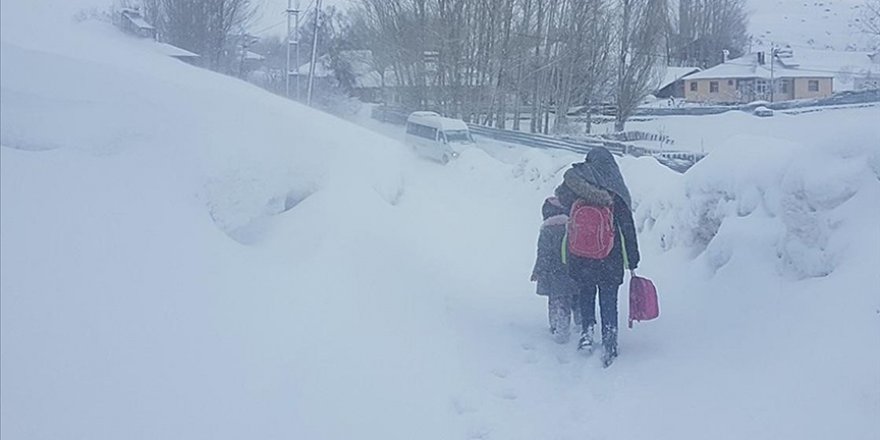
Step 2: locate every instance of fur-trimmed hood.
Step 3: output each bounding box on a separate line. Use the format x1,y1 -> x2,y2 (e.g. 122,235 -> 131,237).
563,167 -> 614,206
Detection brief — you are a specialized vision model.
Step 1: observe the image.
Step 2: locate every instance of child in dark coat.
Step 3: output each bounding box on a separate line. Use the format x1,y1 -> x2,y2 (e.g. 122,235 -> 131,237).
531,197 -> 581,343
556,147 -> 641,367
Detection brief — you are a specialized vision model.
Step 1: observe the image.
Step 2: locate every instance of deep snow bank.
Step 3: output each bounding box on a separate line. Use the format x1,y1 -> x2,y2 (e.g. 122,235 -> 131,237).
0,11 -> 455,440
623,130 -> 880,280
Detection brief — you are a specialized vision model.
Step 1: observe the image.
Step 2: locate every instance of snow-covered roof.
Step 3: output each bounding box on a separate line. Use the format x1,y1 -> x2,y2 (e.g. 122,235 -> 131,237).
121,9 -> 154,31
406,112 -> 469,131
337,50 -> 397,88
153,42 -> 200,59
244,51 -> 265,61
295,58 -> 334,78
776,48 -> 877,77
686,53 -> 832,80
656,66 -> 701,90
296,51 -> 398,87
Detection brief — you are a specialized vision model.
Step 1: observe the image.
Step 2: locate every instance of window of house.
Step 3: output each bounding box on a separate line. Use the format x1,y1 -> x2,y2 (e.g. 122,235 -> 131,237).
709,81 -> 719,93
781,79 -> 790,94
808,80 -> 819,92
728,80 -> 734,86
690,81 -> 698,92
756,79 -> 768,94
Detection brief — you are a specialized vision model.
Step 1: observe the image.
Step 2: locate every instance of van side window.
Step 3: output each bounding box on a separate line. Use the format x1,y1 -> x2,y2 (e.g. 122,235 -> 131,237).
416,124 -> 436,140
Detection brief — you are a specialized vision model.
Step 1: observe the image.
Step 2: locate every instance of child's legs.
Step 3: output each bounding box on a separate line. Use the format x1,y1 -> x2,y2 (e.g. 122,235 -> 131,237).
571,292 -> 583,329
548,291 -> 571,339
579,282 -> 599,331
598,283 -> 620,344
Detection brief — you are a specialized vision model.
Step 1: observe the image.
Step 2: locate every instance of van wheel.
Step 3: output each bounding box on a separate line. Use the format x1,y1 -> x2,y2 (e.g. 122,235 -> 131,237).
440,154 -> 450,164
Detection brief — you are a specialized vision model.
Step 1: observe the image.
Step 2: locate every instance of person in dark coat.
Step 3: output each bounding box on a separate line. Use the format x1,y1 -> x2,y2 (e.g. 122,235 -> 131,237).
531,197 -> 582,343
555,147 -> 640,367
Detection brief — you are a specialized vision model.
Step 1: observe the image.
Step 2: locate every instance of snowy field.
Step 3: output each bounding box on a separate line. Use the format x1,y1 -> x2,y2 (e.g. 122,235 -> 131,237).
2,2 -> 880,440
748,0 -> 874,50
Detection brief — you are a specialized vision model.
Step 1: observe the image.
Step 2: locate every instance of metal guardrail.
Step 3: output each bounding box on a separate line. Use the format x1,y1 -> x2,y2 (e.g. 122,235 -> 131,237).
370,106 -> 706,172
466,124 -> 705,172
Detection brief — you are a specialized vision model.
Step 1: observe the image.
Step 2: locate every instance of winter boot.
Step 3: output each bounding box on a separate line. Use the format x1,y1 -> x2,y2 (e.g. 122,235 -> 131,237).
601,326 -> 618,368
577,324 -> 595,354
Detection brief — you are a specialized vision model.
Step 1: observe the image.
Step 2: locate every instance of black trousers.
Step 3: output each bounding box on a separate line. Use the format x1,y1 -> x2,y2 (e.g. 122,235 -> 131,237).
578,282 -> 619,346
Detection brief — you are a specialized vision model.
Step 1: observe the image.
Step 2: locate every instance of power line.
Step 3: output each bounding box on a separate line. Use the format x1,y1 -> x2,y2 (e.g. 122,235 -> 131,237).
252,19 -> 286,35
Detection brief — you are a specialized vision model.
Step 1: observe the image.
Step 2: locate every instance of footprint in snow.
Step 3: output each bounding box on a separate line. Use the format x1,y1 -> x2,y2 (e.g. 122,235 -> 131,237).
466,424 -> 491,440
490,368 -> 510,379
497,388 -> 518,400
451,398 -> 477,416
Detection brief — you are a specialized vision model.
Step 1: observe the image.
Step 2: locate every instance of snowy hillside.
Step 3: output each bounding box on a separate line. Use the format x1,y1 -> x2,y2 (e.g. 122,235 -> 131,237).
2,2 -> 880,440
749,0 -> 875,50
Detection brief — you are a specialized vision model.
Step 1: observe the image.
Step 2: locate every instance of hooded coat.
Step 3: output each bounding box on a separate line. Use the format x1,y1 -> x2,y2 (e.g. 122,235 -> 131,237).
558,148 -> 640,286
532,198 -> 580,298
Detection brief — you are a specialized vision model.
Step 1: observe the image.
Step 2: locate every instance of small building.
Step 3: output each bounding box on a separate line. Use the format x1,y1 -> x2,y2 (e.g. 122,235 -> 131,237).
118,8 -> 156,39
684,51 -> 833,104
337,50 -> 398,103
297,51 -> 399,103
655,66 -> 701,99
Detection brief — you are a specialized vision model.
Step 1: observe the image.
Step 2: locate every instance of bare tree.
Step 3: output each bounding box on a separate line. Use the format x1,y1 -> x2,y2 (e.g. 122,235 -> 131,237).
552,0 -> 614,134
856,0 -> 880,41
669,0 -> 749,68
615,0 -> 666,132
348,0 -> 673,133
143,0 -> 257,70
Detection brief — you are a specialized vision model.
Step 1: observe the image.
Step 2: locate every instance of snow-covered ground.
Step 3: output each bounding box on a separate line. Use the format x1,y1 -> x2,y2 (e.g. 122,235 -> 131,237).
2,3 -> 880,440
599,103 -> 880,153
748,0 -> 875,50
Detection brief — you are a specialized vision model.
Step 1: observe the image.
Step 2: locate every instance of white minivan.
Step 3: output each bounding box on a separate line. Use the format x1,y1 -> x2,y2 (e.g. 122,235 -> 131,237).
405,111 -> 476,164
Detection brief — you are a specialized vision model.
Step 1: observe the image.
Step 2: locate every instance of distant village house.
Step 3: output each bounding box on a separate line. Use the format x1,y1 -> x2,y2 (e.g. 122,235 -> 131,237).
682,47 -> 879,104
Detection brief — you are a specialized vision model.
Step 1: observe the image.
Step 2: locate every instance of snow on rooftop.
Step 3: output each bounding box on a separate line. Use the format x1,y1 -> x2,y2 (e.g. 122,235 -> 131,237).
295,51 -> 397,88
121,9 -> 154,30
244,50 -> 265,61
686,54 -> 833,80
779,47 -> 878,76
295,58 -> 334,78
656,66 -> 701,90
153,42 -> 199,58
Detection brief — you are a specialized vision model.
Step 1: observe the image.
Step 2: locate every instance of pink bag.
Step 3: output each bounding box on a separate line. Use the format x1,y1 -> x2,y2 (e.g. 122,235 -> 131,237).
567,200 -> 615,259
628,275 -> 659,328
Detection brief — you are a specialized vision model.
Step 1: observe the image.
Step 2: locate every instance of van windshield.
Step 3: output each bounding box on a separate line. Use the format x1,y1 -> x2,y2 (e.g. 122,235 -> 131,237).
445,130 -> 473,143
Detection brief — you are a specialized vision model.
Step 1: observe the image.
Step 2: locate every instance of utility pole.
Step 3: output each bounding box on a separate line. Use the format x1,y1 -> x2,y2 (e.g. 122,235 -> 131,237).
239,28 -> 247,78
306,0 -> 322,106
770,45 -> 776,103
285,0 -> 301,100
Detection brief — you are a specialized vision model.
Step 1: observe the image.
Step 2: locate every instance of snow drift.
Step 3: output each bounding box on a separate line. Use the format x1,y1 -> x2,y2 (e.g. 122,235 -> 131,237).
0,11 -> 454,440
625,130 -> 880,280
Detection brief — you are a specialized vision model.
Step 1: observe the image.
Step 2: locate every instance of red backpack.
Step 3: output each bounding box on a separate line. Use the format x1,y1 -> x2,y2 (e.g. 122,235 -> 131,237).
567,199 -> 615,259
629,275 -> 659,328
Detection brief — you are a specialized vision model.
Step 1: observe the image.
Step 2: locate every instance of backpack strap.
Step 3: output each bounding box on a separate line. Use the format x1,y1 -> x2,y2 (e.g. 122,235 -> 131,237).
561,227 -> 569,265
618,220 -> 630,271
